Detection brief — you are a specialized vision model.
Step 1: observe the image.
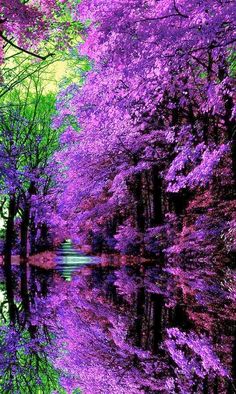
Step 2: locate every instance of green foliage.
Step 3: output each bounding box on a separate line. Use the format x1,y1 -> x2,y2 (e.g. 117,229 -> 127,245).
229,50 -> 236,77
0,325 -> 67,393
0,1 -> 86,99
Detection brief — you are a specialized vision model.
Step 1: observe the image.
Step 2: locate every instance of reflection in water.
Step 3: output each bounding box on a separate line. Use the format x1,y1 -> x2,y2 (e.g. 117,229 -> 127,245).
55,241 -> 100,280
0,262 -> 65,393
0,244 -> 235,393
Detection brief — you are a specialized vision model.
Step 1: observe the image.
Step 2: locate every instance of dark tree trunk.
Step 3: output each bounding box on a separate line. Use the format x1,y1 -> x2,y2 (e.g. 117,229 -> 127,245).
4,264 -> 16,324
151,167 -> 163,226
30,215 -> 37,255
203,377 -> 208,394
135,287 -> 145,347
3,194 -> 16,267
151,293 -> 164,353
133,173 -> 145,232
20,204 -> 30,259
213,377 -> 218,394
37,223 -> 51,252
20,259 -> 30,326
168,190 -> 192,216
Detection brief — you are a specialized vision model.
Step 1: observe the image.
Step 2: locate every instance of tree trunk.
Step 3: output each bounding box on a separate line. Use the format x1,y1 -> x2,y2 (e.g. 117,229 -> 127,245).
20,259 -> 30,326
135,287 -> 145,347
133,173 -> 145,232
20,203 -> 30,259
4,194 -> 16,267
29,215 -> 37,255
4,264 -> 16,324
152,293 -> 164,353
151,167 -> 163,225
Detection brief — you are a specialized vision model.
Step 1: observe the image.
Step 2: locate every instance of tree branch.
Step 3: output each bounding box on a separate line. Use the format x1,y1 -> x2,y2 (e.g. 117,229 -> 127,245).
0,32 -> 55,60
173,0 -> 188,18
134,0 -> 188,24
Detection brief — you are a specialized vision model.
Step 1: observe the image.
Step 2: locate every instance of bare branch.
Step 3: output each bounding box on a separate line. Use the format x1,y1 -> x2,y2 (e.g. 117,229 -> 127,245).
173,0 -> 188,18
0,32 -> 55,60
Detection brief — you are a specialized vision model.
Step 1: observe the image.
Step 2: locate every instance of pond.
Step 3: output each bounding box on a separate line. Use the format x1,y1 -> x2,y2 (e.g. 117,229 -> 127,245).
0,242 -> 235,394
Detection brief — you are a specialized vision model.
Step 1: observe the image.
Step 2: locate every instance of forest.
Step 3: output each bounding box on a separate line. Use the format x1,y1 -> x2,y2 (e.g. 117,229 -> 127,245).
0,0 -> 235,393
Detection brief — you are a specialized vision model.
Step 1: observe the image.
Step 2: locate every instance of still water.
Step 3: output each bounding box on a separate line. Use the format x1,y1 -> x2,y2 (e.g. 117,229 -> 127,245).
0,242 -> 235,393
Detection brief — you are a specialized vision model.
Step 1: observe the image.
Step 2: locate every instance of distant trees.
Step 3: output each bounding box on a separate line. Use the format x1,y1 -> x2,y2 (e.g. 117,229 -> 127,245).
52,0 -> 235,258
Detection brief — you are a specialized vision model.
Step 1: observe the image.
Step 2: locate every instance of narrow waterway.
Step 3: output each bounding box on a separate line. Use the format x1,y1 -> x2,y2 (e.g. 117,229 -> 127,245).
55,241 -> 101,280
0,243 -> 235,393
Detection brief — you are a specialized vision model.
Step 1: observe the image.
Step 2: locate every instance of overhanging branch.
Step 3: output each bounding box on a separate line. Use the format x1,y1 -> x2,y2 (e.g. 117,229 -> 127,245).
0,32 -> 55,60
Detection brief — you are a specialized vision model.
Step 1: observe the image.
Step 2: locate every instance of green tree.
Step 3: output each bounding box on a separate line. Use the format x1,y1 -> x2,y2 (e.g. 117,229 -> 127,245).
0,71 -> 60,264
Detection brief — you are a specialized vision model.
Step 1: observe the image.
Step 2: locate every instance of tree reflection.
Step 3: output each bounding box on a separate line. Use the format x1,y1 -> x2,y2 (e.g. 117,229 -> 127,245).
0,260 -> 67,393
0,254 -> 235,394
45,259 -> 235,394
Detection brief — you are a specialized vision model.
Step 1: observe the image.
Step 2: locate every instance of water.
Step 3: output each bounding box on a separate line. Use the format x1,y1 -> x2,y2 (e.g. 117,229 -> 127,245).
55,241 -> 100,280
0,245 -> 235,393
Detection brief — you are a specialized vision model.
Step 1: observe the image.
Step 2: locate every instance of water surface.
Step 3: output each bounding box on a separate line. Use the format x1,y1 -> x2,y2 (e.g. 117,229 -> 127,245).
0,243 -> 235,393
